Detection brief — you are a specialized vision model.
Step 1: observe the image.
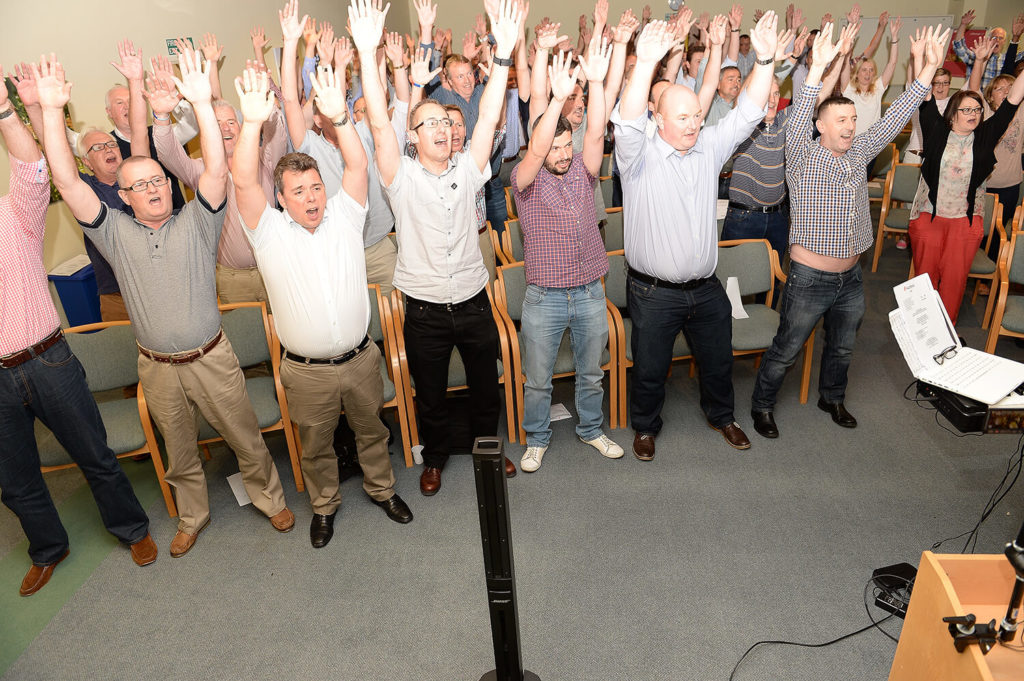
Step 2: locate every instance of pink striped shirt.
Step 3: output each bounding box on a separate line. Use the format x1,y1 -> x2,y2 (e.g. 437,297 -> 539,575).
0,154 -> 59,355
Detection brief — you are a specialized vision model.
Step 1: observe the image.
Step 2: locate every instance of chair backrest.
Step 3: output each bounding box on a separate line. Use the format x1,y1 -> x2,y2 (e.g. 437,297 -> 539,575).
715,239 -> 773,297
982,193 -> 997,239
871,143 -> 896,181
889,163 -> 921,204
600,177 -> 614,208
367,285 -> 385,343
1009,214 -> 1024,286
604,210 -> 624,251
505,186 -> 518,218
64,322 -> 139,392
506,218 -> 524,262
604,251 -> 628,309
220,303 -> 270,369
600,153 -> 613,177
495,263 -> 528,322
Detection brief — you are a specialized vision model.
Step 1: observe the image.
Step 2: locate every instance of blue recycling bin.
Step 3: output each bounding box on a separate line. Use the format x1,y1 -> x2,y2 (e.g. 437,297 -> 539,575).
48,263 -> 102,327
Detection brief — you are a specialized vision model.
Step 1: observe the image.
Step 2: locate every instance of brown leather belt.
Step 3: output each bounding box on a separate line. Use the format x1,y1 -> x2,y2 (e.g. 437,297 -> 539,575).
138,330 -> 223,365
478,225 -> 488,235
0,328 -> 64,369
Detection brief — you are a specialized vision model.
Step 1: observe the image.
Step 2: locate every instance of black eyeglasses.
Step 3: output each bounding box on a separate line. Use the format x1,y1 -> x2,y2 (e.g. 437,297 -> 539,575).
88,141 -> 119,153
956,107 -> 983,115
411,117 -> 453,131
932,345 -> 958,365
121,176 -> 169,193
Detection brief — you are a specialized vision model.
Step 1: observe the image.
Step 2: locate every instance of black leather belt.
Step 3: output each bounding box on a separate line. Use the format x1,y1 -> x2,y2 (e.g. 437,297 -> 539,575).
138,330 -> 223,365
628,267 -> 712,291
285,336 -> 371,365
406,288 -> 488,312
0,328 -> 63,369
728,200 -> 786,214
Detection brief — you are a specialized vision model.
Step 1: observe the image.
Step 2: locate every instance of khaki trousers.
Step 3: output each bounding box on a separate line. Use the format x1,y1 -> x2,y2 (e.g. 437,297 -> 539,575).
279,342 -> 396,515
364,237 -> 398,298
99,293 -> 130,322
216,265 -> 270,309
137,334 -> 286,532
479,229 -> 496,284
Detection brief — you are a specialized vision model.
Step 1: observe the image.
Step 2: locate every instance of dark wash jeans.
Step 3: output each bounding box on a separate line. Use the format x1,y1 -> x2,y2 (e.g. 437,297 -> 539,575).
0,336 -> 149,565
720,204 -> 790,261
402,289 -> 501,468
628,274 -> 736,433
751,261 -> 866,411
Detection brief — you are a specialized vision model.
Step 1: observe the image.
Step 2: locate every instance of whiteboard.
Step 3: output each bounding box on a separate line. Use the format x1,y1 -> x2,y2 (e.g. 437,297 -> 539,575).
845,16 -> 956,86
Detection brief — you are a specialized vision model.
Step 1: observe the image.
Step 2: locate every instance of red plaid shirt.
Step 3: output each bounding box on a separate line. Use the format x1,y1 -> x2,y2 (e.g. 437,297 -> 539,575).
511,153 -> 608,288
1,154 -> 59,355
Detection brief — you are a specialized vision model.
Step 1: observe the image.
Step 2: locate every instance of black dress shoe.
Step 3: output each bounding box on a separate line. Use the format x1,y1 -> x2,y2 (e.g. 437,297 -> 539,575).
373,494 -> 413,524
817,398 -> 857,428
310,512 -> 336,548
751,410 -> 779,438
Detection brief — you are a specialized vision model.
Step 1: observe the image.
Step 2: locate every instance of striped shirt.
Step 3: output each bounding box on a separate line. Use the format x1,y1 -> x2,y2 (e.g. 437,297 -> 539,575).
953,39 -> 1024,90
0,155 -> 58,355
729,107 -> 791,207
511,153 -> 607,288
786,80 -> 928,258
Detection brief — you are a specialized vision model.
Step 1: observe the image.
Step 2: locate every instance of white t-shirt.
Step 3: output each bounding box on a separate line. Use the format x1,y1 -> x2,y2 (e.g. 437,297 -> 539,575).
844,78 -> 884,137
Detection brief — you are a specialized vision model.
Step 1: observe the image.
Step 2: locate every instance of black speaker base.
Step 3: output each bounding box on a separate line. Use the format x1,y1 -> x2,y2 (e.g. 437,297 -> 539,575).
479,671 -> 541,681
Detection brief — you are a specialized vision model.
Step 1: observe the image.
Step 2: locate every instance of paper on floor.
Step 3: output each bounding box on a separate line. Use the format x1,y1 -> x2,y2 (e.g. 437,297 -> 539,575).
226,472 -> 252,507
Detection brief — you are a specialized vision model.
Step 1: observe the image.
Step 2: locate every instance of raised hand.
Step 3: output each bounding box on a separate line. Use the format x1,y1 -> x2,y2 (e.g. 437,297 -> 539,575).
775,28 -> 795,61
669,7 -> 695,41
251,26 -> 269,52
489,0 -> 523,57
579,14 -> 587,32
889,16 -> 902,42
968,33 -> 996,61
279,0 -> 307,42
32,54 -> 72,111
174,37 -> 196,64
347,0 -> 389,55
384,31 -> 405,65
235,68 -> 276,124
594,0 -> 609,28
578,35 -> 611,82
728,4 -> 743,30
475,13 -> 488,37
172,49 -> 212,104
811,22 -> 840,66
959,9 -> 975,29
200,32 -> 224,62
642,5 -> 651,24
111,40 -> 144,81
754,9 -> 765,24
538,21 -> 566,49
634,20 -> 680,63
150,54 -> 175,83
463,31 -> 480,59
846,3 -> 861,27
695,12 -> 710,32
877,11 -> 890,30
303,16 -> 322,47
143,71 -> 181,115
820,13 -> 832,31
0,66 -> 9,110
925,25 -> 952,67
318,21 -> 336,60
1013,13 -> 1024,41
792,26 -> 810,56
309,65 -> 347,119
548,49 -> 580,100
410,46 -> 441,85
413,0 -> 436,28
707,14 -> 729,47
837,20 -> 860,56
11,62 -> 39,107
612,10 -> 639,44
749,9 -> 779,59
792,6 -> 804,29
335,37 -> 354,71
909,27 -> 927,62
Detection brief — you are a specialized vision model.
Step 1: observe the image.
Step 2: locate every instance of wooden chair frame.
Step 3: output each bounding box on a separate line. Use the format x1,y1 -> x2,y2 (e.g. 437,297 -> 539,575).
985,206 -> 1024,353
966,193 -> 1007,330
871,158 -> 919,273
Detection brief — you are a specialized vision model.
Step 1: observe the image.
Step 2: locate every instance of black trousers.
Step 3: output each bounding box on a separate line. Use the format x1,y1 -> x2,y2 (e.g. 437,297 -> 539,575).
403,288 -> 501,468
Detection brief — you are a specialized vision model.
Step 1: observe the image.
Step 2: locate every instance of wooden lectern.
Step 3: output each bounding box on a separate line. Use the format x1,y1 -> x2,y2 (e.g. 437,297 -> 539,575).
889,552 -> 1020,681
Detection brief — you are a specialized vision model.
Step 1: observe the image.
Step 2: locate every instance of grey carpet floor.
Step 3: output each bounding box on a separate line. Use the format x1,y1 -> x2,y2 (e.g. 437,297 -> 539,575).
2,249 -> 1023,681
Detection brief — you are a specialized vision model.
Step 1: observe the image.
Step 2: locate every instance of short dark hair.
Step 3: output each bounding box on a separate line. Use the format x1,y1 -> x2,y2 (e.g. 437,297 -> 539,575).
685,43 -> 705,61
274,152 -> 321,194
944,90 -> 983,128
816,95 -> 856,119
739,33 -> 750,40
530,114 -> 573,141
409,98 -> 446,129
720,66 -> 740,78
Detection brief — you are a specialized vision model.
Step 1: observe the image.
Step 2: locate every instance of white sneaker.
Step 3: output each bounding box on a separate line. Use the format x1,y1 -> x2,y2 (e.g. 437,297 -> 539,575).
580,434 -> 625,459
520,446 -> 547,473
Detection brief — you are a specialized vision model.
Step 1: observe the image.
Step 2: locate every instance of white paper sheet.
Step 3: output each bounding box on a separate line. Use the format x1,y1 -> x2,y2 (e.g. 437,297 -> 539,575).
226,472 -> 253,507
549,403 -> 572,421
48,254 -> 92,277
725,276 -> 749,320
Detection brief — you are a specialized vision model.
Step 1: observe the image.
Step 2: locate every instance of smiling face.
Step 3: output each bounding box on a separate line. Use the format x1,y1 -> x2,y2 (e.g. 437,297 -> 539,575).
81,130 -> 122,184
447,107 -> 466,153
931,70 -> 951,102
739,35 -> 751,55
655,85 -> 704,153
409,101 -> 452,166
561,84 -> 586,128
543,130 -> 574,175
276,168 -> 327,230
686,49 -> 705,78
117,157 -> 172,225
856,60 -> 877,90
765,79 -> 781,122
717,67 -> 741,102
445,60 -> 475,99
986,76 -> 1014,111
213,104 -> 240,157
353,97 -> 367,123
106,86 -> 131,134
816,101 -> 857,155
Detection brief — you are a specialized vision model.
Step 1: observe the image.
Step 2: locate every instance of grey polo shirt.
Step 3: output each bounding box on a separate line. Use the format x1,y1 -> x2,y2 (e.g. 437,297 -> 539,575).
611,92 -> 765,281
297,122 -> 396,248
78,194 -> 225,353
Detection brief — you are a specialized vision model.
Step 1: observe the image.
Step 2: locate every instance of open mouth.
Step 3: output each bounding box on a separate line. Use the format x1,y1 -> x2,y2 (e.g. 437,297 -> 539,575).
305,207 -> 320,220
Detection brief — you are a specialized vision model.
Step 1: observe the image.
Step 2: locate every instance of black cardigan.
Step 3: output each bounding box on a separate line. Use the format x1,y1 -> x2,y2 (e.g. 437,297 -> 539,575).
918,96 -> 1020,223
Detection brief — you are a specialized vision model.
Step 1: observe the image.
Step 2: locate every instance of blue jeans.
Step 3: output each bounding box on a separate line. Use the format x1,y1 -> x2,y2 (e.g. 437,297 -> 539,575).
628,275 -> 735,433
484,175 -> 508,235
751,261 -> 865,410
0,336 -> 149,565
521,279 -> 608,447
720,204 -> 790,260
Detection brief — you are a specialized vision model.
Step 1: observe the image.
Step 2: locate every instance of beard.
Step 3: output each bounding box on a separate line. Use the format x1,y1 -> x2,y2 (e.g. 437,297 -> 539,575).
543,156 -> 572,176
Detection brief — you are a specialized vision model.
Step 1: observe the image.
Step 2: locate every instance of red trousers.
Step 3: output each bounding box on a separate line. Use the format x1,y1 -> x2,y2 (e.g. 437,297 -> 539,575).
908,213 -> 983,325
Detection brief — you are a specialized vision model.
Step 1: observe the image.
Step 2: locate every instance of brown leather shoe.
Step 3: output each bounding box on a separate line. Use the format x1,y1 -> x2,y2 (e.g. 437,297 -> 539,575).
129,533 -> 158,566
169,518 -> 210,558
504,456 -> 517,478
632,432 -> 656,461
420,466 -> 442,496
709,421 -> 751,450
19,550 -> 69,597
269,507 -> 295,532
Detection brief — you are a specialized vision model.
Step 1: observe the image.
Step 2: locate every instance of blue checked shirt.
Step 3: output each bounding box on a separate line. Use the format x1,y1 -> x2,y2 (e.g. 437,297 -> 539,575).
952,39 -> 1024,90
786,79 -> 929,258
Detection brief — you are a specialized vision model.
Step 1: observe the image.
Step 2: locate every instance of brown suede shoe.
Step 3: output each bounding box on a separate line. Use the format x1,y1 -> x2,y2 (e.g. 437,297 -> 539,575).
632,432 -> 656,461
169,519 -> 210,558
19,550 -> 69,597
269,507 -> 295,532
129,533 -> 158,566
420,466 -> 442,496
504,456 -> 517,478
709,421 -> 751,450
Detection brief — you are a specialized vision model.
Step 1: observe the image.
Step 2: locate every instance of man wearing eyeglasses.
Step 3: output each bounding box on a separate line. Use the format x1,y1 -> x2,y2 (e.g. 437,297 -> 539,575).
36,53 -> 294,558
952,10 -> 1024,90
355,0 -> 523,495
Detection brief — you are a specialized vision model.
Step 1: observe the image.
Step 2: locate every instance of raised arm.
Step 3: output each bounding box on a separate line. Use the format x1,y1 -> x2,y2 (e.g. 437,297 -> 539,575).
514,2 -> 531,99
879,17 -> 901,88
313,65 -> 367,203
698,15 -> 727,114
384,31 -> 411,104
953,9 -> 975,48
279,0 -> 311,150
819,22 -> 859,104
34,56 -> 100,221
111,40 -> 149,158
967,35 -> 997,94
172,50 -> 227,206
9,63 -> 45,146
727,4 -> 743,63
744,11 -> 780,109
470,0 -> 521,172
351,0 -> 400,186
578,35 -> 611,177
516,51 -> 579,191
0,65 -> 41,163
858,11 -> 888,61
199,33 -> 225,100
620,21 -> 680,120
529,21 -> 565,123
605,10 -> 639,104
232,69 -> 277,229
